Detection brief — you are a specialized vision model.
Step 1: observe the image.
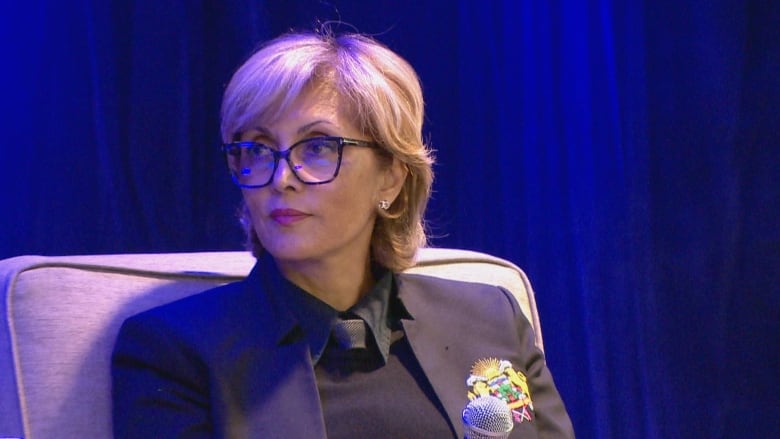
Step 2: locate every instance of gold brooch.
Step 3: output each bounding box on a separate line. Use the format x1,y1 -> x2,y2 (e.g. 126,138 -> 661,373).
466,358 -> 534,424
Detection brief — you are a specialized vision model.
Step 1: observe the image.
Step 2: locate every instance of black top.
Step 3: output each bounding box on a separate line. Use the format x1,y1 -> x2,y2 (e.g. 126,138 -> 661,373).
266,255 -> 453,437
279,259 -> 405,364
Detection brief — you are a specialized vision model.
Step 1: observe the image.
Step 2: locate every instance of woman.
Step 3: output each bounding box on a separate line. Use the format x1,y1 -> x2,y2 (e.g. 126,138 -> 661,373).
112,30 -> 574,438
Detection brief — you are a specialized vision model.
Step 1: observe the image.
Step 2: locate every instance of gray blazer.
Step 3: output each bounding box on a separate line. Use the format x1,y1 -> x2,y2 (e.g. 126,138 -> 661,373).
112,262 -> 574,438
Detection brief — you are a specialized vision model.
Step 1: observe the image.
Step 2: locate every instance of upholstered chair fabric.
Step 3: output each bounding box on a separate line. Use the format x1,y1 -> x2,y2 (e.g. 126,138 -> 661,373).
0,248 -> 541,439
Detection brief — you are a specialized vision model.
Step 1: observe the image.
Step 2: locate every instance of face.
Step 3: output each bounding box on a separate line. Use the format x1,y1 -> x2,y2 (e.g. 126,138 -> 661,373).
239,84 -> 404,271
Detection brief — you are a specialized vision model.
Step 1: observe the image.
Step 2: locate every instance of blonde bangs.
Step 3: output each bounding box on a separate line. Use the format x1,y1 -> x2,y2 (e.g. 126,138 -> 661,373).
221,41 -> 327,141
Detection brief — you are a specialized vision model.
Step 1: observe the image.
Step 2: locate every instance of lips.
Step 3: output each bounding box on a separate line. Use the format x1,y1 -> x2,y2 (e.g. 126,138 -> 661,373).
269,208 -> 310,225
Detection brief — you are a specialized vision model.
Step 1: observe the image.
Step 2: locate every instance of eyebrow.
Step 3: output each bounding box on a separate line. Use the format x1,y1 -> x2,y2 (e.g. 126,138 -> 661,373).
296,120 -> 335,134
251,120 -> 336,137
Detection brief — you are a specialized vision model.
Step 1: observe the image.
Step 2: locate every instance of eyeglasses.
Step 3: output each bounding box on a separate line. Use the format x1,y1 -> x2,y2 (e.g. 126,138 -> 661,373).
221,136 -> 378,188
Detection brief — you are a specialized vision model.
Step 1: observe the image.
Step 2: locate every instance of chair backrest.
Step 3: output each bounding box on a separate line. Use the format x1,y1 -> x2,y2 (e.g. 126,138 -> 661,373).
0,248 -> 541,439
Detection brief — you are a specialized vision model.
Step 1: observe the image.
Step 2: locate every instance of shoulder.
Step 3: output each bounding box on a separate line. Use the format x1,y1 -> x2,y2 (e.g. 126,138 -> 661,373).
116,275 -> 275,353
396,272 -> 519,304
396,272 -> 522,320
129,279 -> 250,327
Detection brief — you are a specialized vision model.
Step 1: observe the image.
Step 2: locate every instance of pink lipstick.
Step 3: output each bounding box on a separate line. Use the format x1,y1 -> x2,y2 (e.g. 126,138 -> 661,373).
270,208 -> 309,225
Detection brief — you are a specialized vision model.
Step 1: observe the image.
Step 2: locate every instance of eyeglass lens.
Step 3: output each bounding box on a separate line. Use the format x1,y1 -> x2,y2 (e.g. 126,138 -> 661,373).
225,137 -> 342,187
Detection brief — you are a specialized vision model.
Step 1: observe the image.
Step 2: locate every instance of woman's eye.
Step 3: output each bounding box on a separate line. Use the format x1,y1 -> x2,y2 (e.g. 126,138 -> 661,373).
249,144 -> 273,158
303,139 -> 337,155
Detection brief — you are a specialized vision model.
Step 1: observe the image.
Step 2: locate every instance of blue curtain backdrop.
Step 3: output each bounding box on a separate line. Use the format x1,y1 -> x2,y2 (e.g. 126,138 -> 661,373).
2,1 -> 777,437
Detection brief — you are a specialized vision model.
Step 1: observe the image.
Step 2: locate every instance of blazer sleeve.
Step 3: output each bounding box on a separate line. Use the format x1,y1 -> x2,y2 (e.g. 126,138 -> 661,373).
501,286 -> 575,438
111,313 -> 212,439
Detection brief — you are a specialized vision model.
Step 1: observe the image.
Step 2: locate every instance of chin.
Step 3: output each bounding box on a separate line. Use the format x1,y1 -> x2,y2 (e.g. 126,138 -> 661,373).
261,240 -> 316,263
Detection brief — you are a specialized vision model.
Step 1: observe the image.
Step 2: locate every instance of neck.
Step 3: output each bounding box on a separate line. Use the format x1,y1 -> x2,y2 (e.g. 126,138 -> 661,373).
275,255 -> 375,311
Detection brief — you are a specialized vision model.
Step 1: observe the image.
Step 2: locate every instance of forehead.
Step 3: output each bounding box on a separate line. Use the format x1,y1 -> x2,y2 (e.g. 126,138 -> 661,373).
276,83 -> 341,120
248,82 -> 357,133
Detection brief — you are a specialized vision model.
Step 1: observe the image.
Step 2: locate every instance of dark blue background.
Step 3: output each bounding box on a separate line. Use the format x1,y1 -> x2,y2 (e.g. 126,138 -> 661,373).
2,1 -> 778,437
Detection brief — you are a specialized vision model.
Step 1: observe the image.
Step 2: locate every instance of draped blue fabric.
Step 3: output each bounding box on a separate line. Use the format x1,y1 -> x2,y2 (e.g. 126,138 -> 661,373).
1,1 -> 777,437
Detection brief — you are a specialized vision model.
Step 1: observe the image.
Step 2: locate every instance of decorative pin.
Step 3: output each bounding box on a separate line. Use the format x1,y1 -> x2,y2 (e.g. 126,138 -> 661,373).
466,358 -> 534,424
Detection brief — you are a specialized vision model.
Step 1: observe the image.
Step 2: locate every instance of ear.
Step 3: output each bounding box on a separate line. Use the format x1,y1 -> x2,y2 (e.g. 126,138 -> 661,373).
378,157 -> 408,204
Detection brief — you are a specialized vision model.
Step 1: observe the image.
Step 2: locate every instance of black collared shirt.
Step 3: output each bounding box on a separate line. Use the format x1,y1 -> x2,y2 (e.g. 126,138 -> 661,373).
278,260 -> 406,365
263,255 -> 454,437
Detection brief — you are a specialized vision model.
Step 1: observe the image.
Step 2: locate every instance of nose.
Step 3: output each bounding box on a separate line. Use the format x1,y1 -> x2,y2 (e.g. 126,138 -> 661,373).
269,152 -> 300,191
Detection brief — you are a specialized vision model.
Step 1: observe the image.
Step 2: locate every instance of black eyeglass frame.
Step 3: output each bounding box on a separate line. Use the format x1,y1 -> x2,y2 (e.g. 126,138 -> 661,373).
221,136 -> 379,189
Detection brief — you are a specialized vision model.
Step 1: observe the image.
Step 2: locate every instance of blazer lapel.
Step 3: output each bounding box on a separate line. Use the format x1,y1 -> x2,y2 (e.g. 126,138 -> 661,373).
235,339 -> 327,439
223,263 -> 328,439
398,275 -> 475,439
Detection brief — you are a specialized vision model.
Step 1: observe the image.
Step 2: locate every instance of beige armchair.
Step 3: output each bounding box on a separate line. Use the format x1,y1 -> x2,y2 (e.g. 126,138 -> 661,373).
0,248 -> 542,438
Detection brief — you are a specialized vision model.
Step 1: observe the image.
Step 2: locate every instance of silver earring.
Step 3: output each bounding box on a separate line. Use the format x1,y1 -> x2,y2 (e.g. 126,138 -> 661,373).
378,200 -> 390,211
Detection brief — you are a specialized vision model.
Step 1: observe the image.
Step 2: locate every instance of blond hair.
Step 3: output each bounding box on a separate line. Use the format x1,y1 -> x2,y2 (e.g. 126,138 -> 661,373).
221,31 -> 434,271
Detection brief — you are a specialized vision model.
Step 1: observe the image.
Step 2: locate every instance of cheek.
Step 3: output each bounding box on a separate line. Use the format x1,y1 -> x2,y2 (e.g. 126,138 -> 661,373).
241,192 -> 266,224
333,170 -> 380,212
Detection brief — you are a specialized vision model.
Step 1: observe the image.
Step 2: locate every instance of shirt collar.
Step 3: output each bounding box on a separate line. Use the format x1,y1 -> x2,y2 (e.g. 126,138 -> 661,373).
266,256 -> 407,364
348,266 -> 395,363
273,268 -> 335,364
